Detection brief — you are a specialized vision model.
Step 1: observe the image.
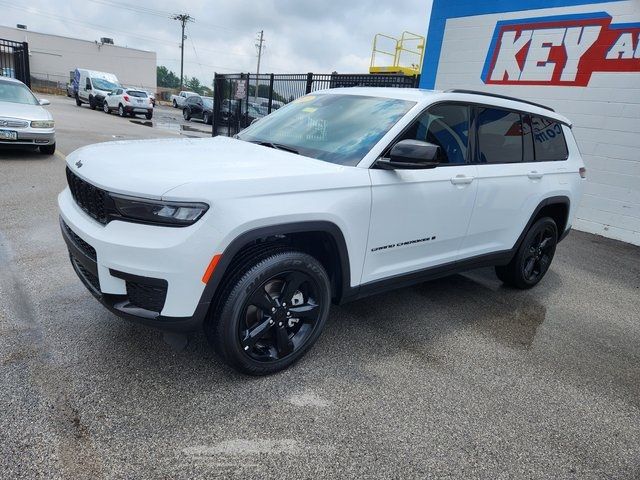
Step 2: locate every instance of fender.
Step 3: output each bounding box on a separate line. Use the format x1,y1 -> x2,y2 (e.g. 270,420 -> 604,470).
191,221 -> 353,325
512,195 -> 571,251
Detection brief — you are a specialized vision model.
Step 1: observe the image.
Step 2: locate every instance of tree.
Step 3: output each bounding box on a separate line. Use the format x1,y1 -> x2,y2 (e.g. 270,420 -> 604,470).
156,66 -> 180,89
184,76 -> 204,95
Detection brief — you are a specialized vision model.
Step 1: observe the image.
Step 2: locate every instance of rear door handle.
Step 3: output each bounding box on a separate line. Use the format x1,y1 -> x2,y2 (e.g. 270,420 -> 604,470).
528,171 -> 544,180
450,175 -> 474,185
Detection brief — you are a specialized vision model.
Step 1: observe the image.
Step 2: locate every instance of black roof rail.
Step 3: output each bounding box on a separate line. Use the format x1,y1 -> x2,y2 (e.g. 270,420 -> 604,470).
444,89 -> 555,112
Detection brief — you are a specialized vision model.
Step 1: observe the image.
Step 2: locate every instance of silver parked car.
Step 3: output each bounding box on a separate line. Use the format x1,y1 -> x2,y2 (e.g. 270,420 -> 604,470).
0,77 -> 55,154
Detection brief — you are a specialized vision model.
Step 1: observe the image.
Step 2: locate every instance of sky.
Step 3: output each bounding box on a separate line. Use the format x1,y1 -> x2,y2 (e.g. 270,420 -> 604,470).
0,0 -> 433,85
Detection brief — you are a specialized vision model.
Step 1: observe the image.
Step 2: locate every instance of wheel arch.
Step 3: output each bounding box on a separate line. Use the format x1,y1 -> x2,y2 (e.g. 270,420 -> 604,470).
514,196 -> 570,251
201,221 -> 352,311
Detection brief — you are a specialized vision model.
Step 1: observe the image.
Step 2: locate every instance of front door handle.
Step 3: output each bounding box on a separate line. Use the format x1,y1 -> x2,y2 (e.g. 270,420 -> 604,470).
528,171 -> 544,180
450,175 -> 474,185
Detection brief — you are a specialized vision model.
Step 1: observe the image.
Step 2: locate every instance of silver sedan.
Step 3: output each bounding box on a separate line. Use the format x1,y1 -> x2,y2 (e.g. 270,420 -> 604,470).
0,77 -> 56,155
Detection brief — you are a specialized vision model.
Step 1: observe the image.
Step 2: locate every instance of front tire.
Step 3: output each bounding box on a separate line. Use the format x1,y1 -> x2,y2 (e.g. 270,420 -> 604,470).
75,94 -> 81,106
203,112 -> 210,125
145,112 -> 153,120
89,96 -> 97,110
103,102 -> 110,114
206,250 -> 331,375
183,108 -> 190,121
173,99 -> 178,108
118,104 -> 125,117
495,217 -> 558,289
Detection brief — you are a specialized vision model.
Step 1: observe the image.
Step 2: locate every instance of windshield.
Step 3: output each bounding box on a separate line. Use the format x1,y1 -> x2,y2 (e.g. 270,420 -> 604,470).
91,78 -> 119,91
237,94 -> 415,165
0,80 -> 39,105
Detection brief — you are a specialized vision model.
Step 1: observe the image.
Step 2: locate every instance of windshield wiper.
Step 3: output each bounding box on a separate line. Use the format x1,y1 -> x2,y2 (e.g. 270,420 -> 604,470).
250,140 -> 299,155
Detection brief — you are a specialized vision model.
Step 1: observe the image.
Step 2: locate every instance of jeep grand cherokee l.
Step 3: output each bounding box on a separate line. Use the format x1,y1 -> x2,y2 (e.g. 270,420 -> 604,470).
58,88 -> 585,375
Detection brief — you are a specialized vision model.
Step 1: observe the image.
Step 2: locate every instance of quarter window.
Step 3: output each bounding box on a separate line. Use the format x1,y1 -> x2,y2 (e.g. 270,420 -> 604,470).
530,116 -> 568,161
394,103 -> 469,164
477,108 -> 523,163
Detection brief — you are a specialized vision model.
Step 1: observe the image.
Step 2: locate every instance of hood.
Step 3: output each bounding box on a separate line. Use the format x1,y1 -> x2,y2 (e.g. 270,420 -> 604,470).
66,136 -> 349,198
0,101 -> 52,122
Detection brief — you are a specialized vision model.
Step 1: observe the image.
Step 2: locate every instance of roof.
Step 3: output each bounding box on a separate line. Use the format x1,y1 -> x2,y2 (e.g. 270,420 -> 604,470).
319,87 -> 572,125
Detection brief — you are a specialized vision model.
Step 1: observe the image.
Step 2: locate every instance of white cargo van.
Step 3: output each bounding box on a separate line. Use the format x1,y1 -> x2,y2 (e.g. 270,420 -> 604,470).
73,69 -> 120,110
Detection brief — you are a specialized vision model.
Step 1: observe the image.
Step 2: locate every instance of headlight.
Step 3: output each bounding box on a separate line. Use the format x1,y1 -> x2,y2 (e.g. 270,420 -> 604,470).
31,120 -> 54,128
111,194 -> 208,226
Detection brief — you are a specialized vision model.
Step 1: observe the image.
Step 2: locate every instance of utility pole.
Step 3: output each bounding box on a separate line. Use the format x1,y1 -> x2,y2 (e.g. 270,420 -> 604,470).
172,14 -> 194,89
255,30 -> 265,102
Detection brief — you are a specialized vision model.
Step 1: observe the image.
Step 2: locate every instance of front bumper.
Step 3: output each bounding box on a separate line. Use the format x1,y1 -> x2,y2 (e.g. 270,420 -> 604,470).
58,188 -> 220,332
0,128 -> 55,146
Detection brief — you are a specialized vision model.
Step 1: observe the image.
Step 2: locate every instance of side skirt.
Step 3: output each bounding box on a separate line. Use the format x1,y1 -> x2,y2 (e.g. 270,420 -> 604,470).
339,249 -> 513,304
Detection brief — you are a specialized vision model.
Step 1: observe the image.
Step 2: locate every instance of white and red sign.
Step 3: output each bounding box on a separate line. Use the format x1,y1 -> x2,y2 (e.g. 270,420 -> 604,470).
482,12 -> 640,86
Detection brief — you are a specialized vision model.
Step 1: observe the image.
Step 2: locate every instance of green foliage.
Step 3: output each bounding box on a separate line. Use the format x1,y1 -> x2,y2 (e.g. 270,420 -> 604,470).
156,66 -> 180,89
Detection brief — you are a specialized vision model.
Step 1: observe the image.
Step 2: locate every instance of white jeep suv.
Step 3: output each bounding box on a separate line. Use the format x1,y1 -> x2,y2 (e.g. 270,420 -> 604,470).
58,88 -> 586,375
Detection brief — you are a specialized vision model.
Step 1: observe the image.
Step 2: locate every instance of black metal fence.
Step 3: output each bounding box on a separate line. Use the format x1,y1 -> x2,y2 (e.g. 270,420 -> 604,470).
212,72 -> 419,136
0,39 -> 30,87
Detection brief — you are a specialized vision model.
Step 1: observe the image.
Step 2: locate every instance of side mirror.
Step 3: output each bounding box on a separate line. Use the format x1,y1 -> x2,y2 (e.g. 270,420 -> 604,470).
39,99 -> 50,106
377,139 -> 440,170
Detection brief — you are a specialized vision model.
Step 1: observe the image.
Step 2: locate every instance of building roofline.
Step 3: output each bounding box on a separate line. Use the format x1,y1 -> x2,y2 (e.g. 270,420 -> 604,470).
0,24 -> 155,54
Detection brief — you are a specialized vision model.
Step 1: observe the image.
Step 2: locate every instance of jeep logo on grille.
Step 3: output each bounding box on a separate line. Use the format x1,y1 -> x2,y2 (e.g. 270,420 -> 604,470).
75,160 -> 83,168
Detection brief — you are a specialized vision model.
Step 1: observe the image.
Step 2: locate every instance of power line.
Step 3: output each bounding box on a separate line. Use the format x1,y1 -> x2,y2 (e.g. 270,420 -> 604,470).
254,30 -> 265,102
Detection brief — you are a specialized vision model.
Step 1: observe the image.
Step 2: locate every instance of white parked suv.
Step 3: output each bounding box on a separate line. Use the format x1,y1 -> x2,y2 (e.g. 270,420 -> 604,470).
103,88 -> 153,119
58,88 -> 586,375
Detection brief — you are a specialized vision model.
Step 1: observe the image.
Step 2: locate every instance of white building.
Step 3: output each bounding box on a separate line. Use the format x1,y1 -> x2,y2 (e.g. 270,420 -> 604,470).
0,25 -> 156,92
421,0 -> 640,245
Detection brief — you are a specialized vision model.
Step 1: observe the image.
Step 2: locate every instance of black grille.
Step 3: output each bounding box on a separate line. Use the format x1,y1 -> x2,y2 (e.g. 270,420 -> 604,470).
66,167 -> 109,224
126,280 -> 168,313
62,220 -> 96,260
71,255 -> 100,292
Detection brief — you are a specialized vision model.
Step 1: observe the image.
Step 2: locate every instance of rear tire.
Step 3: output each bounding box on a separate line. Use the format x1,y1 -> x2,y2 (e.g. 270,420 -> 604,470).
39,143 -> 56,155
145,112 -> 153,120
75,94 -> 81,106
495,217 -> 558,289
173,99 -> 178,108
206,249 -> 331,376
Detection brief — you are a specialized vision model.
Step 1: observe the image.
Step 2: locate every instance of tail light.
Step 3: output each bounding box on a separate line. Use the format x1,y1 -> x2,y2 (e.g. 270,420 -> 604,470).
123,95 -> 130,102
579,167 -> 587,178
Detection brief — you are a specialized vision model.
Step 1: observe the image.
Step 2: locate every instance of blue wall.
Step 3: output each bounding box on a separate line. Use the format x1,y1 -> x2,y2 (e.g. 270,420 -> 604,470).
420,0 -> 626,89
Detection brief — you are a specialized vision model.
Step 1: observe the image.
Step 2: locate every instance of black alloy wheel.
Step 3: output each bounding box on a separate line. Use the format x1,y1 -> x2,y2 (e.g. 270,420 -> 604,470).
240,270 -> 322,362
207,249 -> 331,375
495,217 -> 558,289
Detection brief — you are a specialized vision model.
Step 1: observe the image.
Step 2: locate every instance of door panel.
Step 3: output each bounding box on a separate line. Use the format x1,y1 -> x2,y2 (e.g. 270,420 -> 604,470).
363,165 -> 479,283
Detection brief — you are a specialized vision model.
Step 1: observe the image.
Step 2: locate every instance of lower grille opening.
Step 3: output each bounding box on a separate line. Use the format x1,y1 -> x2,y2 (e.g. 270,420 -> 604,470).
63,220 -> 97,260
126,280 -> 168,313
71,255 -> 100,292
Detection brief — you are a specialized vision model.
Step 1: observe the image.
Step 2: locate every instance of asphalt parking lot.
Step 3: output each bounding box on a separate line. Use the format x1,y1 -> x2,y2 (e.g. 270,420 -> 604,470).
1,95 -> 639,479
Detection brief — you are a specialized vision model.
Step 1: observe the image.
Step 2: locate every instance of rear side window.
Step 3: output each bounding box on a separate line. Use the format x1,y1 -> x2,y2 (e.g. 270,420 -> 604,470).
531,116 -> 568,161
477,108 -> 523,163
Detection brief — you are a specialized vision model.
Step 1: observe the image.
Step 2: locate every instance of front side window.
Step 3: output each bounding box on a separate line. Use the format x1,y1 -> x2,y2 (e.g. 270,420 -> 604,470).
477,108 -> 524,163
531,116 -> 568,161
393,103 -> 469,164
237,94 -> 416,166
